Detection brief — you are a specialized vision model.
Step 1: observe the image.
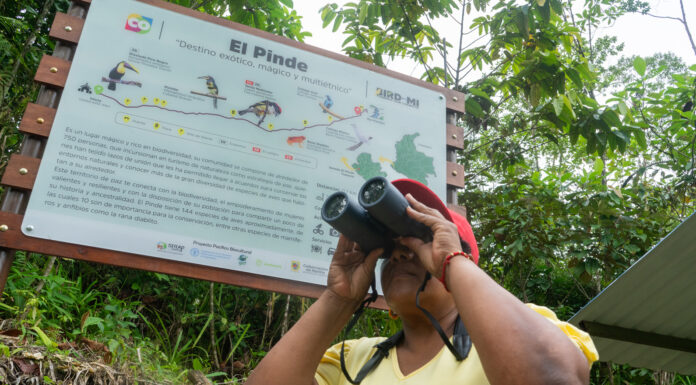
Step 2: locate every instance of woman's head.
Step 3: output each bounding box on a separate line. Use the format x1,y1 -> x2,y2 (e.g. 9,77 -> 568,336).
391,179 -> 479,263
379,179 -> 479,316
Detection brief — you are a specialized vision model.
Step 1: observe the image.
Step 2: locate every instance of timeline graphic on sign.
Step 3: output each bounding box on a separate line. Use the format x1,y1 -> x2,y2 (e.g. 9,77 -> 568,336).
22,0 -> 447,286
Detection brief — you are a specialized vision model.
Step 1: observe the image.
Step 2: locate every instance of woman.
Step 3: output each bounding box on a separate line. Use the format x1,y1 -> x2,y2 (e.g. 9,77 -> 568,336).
246,179 -> 598,385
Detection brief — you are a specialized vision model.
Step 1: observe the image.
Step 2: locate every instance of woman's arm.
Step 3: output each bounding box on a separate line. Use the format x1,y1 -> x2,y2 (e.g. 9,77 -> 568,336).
445,257 -> 590,385
246,236 -> 382,385
401,194 -> 590,385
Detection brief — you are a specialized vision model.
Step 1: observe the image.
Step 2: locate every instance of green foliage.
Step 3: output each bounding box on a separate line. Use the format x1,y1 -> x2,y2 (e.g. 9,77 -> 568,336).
319,0 -> 457,71
166,0 -> 311,42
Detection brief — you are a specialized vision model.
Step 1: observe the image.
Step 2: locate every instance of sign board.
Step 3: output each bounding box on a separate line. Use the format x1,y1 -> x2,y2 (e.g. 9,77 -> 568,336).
18,0 -> 450,289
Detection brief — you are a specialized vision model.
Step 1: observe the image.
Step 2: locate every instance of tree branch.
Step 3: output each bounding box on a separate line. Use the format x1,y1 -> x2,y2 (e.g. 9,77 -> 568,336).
396,0 -> 436,82
455,0 -> 468,88
642,13 -> 684,23
678,0 -> 696,57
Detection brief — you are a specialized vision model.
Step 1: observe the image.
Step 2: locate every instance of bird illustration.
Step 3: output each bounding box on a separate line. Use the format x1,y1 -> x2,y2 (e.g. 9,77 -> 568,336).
369,105 -> 381,119
198,75 -> 219,108
239,100 -> 282,125
347,124 -> 373,151
322,95 -> 333,113
107,61 -> 139,91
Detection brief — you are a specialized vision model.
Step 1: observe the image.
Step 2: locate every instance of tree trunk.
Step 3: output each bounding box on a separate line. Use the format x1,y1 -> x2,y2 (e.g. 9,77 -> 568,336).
281,294 -> 291,336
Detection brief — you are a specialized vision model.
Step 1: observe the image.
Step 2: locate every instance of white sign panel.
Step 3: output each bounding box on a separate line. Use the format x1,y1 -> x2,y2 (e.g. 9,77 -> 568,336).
23,0 -> 447,286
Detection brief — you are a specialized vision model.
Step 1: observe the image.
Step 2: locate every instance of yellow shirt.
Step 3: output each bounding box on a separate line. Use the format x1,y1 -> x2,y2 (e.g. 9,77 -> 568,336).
315,304 -> 598,385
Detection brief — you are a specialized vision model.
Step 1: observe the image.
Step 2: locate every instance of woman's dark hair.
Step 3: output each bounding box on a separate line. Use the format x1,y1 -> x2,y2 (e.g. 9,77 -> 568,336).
460,239 -> 472,255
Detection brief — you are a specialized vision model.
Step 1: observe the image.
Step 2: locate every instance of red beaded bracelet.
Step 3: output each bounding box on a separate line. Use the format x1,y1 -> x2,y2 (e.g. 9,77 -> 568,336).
438,251 -> 474,292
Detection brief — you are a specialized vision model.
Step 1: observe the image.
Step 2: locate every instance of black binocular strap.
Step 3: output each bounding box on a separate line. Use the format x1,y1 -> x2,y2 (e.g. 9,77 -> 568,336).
415,272 -> 472,361
340,278 -> 379,384
338,274 -> 472,384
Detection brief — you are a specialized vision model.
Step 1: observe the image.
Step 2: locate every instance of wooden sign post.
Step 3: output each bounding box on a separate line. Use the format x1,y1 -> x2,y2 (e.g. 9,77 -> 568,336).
0,0 -> 466,307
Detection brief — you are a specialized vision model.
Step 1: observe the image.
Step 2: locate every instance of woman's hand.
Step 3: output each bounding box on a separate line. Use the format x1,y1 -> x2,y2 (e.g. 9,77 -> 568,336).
326,235 -> 383,307
399,193 -> 462,279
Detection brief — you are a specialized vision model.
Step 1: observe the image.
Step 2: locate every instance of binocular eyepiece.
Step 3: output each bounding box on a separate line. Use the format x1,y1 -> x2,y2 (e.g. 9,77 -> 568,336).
320,177 -> 433,255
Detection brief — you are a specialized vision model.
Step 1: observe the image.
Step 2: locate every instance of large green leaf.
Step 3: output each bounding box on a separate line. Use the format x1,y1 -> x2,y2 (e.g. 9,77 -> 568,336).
633,57 -> 647,76
552,96 -> 563,116
465,97 -> 485,118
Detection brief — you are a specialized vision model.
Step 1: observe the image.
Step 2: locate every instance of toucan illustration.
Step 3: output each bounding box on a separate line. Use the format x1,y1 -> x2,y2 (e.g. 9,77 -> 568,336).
107,61 -> 139,91
198,75 -> 219,108
239,100 -> 282,125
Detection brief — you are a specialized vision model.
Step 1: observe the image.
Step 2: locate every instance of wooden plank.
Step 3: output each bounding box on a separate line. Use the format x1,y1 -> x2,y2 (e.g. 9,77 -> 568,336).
446,162 -> 465,188
446,123 -> 464,150
1,155 -> 40,190
0,0 -> 87,294
0,211 -> 387,308
19,103 -> 56,137
137,0 -> 466,114
49,12 -> 85,44
34,55 -> 71,89
447,204 -> 467,219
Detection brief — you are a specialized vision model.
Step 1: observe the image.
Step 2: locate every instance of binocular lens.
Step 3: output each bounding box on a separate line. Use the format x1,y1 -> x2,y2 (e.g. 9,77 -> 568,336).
361,178 -> 385,204
324,194 -> 347,220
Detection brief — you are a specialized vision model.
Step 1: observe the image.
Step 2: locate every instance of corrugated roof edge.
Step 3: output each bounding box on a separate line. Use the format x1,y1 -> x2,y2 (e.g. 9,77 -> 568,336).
570,210 -> 696,326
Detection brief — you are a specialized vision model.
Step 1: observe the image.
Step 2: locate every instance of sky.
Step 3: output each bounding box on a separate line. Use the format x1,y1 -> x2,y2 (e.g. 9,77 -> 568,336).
294,0 -> 696,79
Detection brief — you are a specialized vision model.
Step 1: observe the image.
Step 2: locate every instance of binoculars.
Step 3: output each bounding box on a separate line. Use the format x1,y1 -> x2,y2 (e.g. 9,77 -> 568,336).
320,177 -> 433,255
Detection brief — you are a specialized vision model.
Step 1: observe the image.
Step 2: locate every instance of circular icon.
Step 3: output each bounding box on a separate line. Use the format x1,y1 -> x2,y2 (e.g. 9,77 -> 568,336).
230,109 -> 237,116
302,119 -> 308,126
190,248 -> 200,257
328,115 -> 333,122
94,85 -> 104,95
141,96 -> 148,104
178,128 -> 185,135
153,97 -> 160,105
124,98 -> 131,106
161,100 -> 167,107
153,122 -> 160,129
123,115 -> 131,122
268,123 -> 274,130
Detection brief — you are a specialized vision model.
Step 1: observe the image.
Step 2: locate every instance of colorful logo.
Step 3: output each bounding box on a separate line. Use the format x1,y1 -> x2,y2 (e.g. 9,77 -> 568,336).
238,254 -> 248,266
125,14 -> 153,34
291,261 -> 300,272
156,242 -> 167,250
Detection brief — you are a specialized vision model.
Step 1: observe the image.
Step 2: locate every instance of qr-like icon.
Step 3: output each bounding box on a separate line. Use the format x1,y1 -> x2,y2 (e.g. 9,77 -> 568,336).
311,244 -> 322,254
327,247 -> 336,256
329,228 -> 339,237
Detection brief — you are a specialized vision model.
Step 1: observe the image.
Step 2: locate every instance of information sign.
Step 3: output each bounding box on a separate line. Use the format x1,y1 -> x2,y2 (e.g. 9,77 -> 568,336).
22,0 -> 447,286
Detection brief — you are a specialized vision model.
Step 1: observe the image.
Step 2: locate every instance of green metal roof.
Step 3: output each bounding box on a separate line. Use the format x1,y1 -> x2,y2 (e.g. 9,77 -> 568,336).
570,212 -> 696,375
